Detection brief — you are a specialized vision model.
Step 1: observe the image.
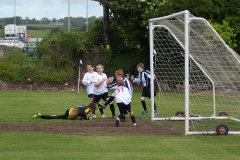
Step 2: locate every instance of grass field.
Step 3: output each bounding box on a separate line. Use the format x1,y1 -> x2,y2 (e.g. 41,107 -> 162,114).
0,28 -> 50,38
28,29 -> 50,38
0,91 -> 240,160
0,23 -> 62,38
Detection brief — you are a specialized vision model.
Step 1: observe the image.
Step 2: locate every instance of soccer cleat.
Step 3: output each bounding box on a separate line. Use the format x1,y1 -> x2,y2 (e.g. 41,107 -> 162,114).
154,111 -> 159,117
92,114 -> 97,118
31,113 -> 41,119
98,103 -> 106,109
112,115 -> 118,119
133,123 -> 137,126
101,114 -> 106,118
115,118 -> 120,127
140,110 -> 148,116
101,104 -> 106,109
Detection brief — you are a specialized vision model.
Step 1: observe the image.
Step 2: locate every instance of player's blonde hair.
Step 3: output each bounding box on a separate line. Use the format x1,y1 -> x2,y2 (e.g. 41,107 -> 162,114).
96,64 -> 104,69
115,70 -> 124,77
116,79 -> 124,86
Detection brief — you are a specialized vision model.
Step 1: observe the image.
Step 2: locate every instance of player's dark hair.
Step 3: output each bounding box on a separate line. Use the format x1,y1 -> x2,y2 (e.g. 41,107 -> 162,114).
87,64 -> 94,68
88,103 -> 96,110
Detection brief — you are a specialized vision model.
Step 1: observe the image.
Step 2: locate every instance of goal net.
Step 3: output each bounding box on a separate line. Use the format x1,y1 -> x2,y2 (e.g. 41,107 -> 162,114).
149,10 -> 240,135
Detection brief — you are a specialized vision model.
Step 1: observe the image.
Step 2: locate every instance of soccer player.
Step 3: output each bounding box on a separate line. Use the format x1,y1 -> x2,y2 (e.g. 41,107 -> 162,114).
136,63 -> 158,117
108,69 -> 133,121
108,69 -> 133,95
82,63 -> 104,118
31,103 -> 96,120
103,79 -> 137,126
92,64 -> 117,118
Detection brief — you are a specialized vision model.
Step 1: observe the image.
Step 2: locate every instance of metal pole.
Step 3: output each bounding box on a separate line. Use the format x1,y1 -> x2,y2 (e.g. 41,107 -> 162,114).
149,21 -> 155,121
86,0 -> 88,32
78,60 -> 83,93
184,10 -> 190,135
14,0 -> 16,47
68,0 -> 70,32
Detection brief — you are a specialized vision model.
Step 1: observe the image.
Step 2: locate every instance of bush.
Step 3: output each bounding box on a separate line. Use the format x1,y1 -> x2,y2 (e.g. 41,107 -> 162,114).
31,68 -> 71,83
0,50 -> 74,83
0,62 -> 30,82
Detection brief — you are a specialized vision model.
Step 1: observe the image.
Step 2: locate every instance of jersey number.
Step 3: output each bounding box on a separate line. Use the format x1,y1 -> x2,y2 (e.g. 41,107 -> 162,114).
117,86 -> 124,92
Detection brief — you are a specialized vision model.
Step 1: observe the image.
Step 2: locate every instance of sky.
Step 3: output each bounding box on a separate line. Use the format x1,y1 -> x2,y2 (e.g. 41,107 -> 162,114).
0,0 -> 103,20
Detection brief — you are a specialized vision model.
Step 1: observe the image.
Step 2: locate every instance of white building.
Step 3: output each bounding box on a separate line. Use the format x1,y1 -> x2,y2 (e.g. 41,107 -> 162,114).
5,24 -> 27,40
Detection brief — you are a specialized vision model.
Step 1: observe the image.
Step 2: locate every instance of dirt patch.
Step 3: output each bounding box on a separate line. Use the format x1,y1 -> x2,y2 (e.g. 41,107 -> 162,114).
0,81 -> 181,136
0,118 -> 182,136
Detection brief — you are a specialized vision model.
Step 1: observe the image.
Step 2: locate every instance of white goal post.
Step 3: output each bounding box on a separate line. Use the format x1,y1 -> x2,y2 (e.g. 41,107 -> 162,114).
149,10 -> 240,135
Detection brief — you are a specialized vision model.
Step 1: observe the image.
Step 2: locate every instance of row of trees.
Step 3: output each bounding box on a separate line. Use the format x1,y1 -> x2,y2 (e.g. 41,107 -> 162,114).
1,0 -> 240,83
0,16 -> 100,29
94,0 -> 240,53
32,0 -> 240,80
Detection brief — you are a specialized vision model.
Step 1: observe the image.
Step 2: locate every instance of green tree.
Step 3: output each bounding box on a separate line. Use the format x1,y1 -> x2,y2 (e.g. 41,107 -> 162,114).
36,29 -> 90,73
209,20 -> 237,48
165,0 -> 240,51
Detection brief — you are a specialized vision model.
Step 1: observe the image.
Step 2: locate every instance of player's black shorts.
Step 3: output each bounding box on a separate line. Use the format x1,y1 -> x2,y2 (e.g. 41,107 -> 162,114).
117,103 -> 131,115
141,87 -> 156,98
93,92 -> 109,103
88,94 -> 93,99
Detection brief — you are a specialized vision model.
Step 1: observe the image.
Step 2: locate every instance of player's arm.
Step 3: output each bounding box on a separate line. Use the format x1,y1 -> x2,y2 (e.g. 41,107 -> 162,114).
82,74 -> 90,85
107,82 -> 117,89
124,79 -> 133,94
94,77 -> 106,87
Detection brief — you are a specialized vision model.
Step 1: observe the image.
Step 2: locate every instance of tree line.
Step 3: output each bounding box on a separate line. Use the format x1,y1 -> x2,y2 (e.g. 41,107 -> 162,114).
1,0 -> 240,84
94,0 -> 240,53
0,16 -> 101,30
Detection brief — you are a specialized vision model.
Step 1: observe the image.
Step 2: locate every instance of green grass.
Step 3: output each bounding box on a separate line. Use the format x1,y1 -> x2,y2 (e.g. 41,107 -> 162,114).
28,29 -> 50,38
0,28 -> 49,38
0,91 -> 240,160
0,23 -> 61,38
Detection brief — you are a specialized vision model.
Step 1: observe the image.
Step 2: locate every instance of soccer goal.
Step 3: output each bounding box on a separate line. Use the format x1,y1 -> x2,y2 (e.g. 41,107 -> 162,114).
149,10 -> 240,135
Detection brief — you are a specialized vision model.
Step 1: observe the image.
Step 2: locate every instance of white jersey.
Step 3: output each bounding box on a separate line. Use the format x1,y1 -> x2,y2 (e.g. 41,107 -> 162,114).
114,86 -> 132,105
93,73 -> 108,95
82,71 -> 98,95
108,77 -> 133,95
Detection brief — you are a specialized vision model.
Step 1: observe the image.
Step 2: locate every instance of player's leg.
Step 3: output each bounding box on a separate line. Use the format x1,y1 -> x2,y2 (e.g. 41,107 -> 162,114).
118,103 -> 127,122
93,94 -> 105,117
103,92 -> 116,118
102,95 -> 115,107
125,104 -> 137,126
89,94 -> 97,118
34,109 -> 69,119
140,87 -> 148,116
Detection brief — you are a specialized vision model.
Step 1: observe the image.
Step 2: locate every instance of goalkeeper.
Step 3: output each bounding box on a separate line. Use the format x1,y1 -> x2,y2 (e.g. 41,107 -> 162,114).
31,103 -> 96,120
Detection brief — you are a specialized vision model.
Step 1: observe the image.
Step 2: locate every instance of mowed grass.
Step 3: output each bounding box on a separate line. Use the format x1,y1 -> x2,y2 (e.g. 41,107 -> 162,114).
0,28 -> 51,38
28,29 -> 50,38
0,91 -> 240,160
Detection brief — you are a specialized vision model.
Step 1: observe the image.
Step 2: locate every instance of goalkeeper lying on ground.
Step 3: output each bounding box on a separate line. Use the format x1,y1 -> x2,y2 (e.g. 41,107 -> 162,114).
31,103 -> 96,120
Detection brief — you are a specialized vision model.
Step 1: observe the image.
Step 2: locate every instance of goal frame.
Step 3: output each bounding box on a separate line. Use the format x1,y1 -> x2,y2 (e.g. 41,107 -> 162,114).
149,10 -> 240,135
